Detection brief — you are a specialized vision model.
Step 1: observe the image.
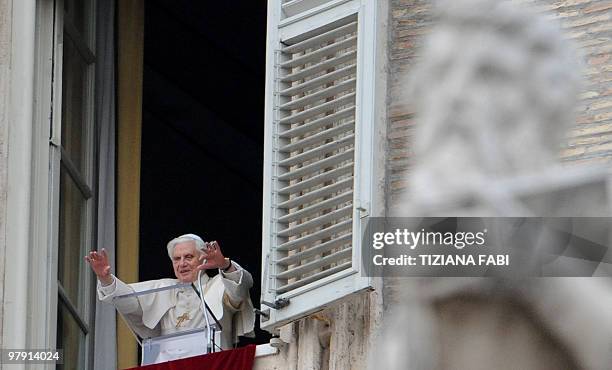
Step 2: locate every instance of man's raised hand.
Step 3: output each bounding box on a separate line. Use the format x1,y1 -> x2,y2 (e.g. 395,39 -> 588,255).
197,241 -> 230,271
85,249 -> 113,285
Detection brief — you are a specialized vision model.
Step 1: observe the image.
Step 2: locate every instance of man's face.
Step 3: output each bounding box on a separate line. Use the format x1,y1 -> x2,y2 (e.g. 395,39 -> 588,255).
172,241 -> 201,283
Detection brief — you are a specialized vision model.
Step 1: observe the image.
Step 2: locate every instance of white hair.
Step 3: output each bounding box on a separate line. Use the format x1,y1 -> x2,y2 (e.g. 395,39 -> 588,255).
166,233 -> 206,259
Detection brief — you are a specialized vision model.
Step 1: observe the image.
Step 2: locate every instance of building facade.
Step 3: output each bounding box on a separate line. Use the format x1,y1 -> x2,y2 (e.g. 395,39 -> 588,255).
0,0 -> 610,369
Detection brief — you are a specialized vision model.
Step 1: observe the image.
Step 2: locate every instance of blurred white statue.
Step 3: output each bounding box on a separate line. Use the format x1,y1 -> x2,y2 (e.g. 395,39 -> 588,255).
403,0 -> 609,217
375,1 -> 612,369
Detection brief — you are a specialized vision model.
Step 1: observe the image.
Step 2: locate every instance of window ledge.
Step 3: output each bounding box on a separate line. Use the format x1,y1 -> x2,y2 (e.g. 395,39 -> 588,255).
255,344 -> 279,358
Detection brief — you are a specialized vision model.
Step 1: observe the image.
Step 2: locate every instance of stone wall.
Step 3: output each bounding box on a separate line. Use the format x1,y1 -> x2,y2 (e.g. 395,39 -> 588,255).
254,291 -> 381,370
546,0 -> 612,164
387,0 -> 612,208
387,0 -> 434,209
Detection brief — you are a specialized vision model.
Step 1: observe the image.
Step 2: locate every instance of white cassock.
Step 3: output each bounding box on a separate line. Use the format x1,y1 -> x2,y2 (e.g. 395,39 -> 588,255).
97,261 -> 255,356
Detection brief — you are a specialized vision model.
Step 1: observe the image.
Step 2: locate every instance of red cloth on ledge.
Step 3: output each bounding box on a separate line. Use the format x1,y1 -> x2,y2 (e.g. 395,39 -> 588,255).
125,345 -> 256,370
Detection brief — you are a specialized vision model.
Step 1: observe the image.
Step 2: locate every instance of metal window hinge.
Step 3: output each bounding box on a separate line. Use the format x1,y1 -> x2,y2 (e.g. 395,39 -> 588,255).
357,205 -> 369,218
261,298 -> 290,310
253,308 -> 270,321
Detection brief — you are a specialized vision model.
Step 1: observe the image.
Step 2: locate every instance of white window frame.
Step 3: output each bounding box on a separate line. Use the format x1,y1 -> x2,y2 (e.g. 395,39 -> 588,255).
3,0 -> 38,353
27,0 -> 59,356
261,0 -> 386,331
48,0 -> 97,368
4,2 -> 97,367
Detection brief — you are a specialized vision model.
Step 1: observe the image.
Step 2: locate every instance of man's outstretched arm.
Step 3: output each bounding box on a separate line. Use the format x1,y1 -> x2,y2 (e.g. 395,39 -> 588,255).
85,248 -> 159,338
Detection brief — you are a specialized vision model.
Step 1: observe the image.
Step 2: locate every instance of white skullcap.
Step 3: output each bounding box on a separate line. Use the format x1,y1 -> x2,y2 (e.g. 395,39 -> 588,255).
167,233 -> 206,259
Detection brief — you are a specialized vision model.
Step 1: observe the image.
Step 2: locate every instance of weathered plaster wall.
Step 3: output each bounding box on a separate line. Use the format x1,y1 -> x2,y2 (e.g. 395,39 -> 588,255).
254,291 -> 382,370
0,0 -> 12,350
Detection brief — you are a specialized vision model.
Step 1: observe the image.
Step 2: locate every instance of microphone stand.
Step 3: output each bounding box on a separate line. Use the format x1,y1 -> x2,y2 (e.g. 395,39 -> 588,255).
193,270 -> 223,353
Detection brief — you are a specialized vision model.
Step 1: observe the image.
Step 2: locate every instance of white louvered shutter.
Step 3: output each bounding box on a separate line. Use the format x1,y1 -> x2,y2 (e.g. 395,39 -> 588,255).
261,0 -> 378,330
282,0 -> 337,18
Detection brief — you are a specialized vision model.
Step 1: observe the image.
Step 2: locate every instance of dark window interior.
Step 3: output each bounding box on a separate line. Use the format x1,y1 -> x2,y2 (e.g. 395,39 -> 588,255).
139,0 -> 270,345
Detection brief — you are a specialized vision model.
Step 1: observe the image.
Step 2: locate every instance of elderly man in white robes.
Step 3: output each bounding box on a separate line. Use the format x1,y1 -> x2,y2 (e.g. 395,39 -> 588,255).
85,234 -> 255,353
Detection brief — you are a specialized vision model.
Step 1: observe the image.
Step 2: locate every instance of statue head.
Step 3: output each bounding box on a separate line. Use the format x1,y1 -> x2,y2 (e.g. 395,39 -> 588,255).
407,0 -> 581,198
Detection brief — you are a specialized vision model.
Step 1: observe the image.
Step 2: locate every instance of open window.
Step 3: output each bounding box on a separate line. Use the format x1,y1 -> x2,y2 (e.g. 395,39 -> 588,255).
52,0 -> 98,368
261,0 -> 380,330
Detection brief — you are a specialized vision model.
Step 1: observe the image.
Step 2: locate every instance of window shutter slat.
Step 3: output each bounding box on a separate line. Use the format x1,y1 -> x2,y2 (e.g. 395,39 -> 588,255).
276,149 -> 354,182
278,135 -> 354,167
275,262 -> 352,294
282,21 -> 357,54
277,205 -> 352,237
279,93 -> 355,125
275,234 -> 352,266
276,219 -> 352,252
278,191 -> 353,223
279,107 -> 354,138
282,0 -> 335,19
277,178 -> 353,209
280,64 -> 356,97
278,164 -> 353,195
281,51 -> 357,83
275,248 -> 352,280
280,121 -> 354,153
280,35 -> 357,69
280,78 -> 356,111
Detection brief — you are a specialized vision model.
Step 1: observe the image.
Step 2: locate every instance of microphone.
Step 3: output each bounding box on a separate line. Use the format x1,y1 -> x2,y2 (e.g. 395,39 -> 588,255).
193,270 -> 223,353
